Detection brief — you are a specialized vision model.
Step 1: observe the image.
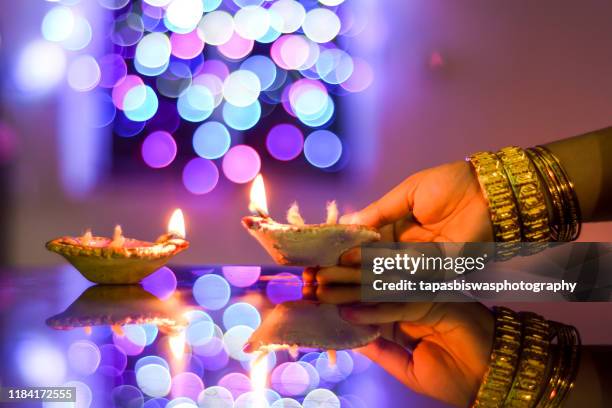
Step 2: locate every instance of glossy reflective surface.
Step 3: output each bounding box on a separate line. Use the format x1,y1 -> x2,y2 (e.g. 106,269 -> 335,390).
0,265 -> 446,408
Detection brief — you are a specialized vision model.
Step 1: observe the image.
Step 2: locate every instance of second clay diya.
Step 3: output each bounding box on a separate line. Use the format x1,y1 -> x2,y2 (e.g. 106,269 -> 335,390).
242,175 -> 381,267
46,209 -> 189,284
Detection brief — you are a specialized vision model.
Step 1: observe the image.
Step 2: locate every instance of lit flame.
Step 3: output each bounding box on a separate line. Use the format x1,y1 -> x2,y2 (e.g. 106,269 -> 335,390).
167,209 -> 186,239
249,174 -> 268,216
250,351 -> 269,408
169,331 -> 186,360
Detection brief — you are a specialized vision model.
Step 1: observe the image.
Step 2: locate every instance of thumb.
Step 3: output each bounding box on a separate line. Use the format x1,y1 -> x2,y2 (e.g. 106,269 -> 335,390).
339,176 -> 418,228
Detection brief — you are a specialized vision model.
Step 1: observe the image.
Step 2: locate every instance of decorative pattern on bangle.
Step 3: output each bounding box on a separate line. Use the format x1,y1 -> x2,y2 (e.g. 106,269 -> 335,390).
525,146 -> 581,241
496,146 -> 550,244
473,307 -> 522,407
475,308 -> 581,408
504,312 -> 550,408
468,152 -> 522,260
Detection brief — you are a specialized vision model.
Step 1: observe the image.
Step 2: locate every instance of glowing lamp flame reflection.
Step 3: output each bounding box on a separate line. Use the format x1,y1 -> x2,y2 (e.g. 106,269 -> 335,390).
169,330 -> 186,361
250,351 -> 269,408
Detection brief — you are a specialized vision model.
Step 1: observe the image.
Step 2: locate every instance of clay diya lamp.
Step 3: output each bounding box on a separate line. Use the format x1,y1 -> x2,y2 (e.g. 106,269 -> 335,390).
245,300 -> 380,364
46,209 -> 189,284
46,284 -> 188,335
242,175 -> 381,267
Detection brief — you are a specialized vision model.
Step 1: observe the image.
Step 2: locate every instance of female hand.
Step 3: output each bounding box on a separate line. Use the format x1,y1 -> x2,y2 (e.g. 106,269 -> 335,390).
340,301 -> 494,408
306,161 -> 492,284
345,160 -> 491,243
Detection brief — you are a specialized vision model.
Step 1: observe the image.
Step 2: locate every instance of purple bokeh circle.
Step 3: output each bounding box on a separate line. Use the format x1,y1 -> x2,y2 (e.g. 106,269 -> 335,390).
141,131 -> 177,169
266,272 -> 303,304
182,158 -> 220,194
98,53 -> 128,88
141,266 -> 177,300
171,372 -> 204,401
266,124 -> 304,161
98,344 -> 128,377
221,145 -> 261,184
218,372 -> 252,400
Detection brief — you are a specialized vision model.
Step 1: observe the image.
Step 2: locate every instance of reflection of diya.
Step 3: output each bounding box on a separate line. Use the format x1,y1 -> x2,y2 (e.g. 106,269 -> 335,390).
46,209 -> 189,284
242,175 -> 381,267
46,284 -> 188,334
245,301 -> 380,362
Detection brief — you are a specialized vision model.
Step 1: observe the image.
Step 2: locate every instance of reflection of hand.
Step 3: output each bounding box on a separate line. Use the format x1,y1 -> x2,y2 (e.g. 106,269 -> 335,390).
306,161 -> 492,284
341,302 -> 494,408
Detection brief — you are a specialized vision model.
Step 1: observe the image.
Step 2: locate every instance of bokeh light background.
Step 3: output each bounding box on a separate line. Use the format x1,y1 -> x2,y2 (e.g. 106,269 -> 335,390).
3,8 -> 612,405
2,0 -> 612,270
0,0 -> 389,268
4,265 -> 433,408
24,0 -> 375,196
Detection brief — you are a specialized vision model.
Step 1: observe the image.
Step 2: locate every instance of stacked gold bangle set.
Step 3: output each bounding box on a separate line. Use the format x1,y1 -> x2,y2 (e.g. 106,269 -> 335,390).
473,307 -> 581,408
467,145 -> 581,259
468,146 -> 582,406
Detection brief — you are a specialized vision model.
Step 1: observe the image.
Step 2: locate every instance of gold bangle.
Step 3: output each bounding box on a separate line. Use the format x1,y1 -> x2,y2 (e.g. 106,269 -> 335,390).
535,323 -> 567,408
536,322 -> 581,408
476,308 -> 581,408
526,147 -> 581,241
497,146 -> 550,243
550,324 -> 581,407
473,307 -> 523,407
535,146 -> 581,241
468,152 -> 522,260
504,312 -> 550,408
525,149 -> 567,242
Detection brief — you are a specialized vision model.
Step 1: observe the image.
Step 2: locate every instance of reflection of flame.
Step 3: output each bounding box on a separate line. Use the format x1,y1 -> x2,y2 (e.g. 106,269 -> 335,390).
250,351 -> 268,408
327,350 -> 337,366
249,174 -> 268,216
169,331 -> 186,360
168,209 -> 186,239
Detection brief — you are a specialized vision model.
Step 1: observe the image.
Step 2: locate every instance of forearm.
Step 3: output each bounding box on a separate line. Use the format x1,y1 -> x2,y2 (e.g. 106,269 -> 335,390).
564,346 -> 612,407
545,128 -> 612,222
